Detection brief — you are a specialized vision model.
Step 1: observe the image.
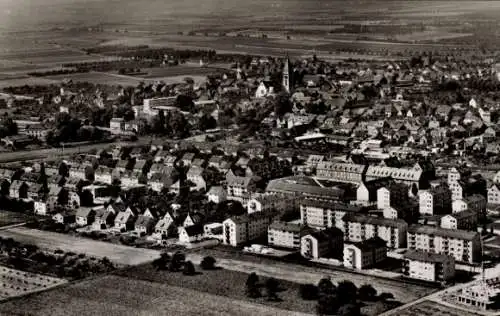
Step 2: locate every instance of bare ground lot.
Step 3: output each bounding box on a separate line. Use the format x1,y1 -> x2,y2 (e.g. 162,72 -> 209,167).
0,275 -> 311,316
0,227 -> 161,266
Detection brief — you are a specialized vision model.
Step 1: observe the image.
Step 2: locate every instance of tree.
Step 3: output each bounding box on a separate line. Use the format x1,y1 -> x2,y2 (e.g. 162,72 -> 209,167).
201,256 -> 216,270
176,95 -> 194,112
337,280 -> 358,304
379,292 -> 395,301
265,277 -> 279,301
152,252 -> 171,270
58,162 -> 69,177
169,251 -> 185,272
246,272 -> 260,298
317,292 -> 339,315
198,114 -> 217,131
338,303 -> 361,316
317,277 -> 335,297
358,284 -> 377,301
183,260 -> 196,275
299,283 -> 318,300
274,92 -> 291,117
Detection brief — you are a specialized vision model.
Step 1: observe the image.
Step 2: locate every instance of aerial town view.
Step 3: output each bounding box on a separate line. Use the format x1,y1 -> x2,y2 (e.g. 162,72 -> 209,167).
2,0 -> 500,315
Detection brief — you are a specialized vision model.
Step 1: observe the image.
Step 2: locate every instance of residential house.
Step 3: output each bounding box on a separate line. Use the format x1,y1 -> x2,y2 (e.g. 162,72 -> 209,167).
300,228 -> 344,259
403,250 -> 455,283
149,172 -> 175,193
225,170 -> 259,204
114,208 -> 137,232
94,166 -> 113,184
343,237 -> 387,270
92,208 -> 115,230
75,207 -> 96,227
407,225 -> 481,264
52,211 -> 76,225
178,224 -> 205,244
452,194 -> 487,217
488,183 -> 500,205
9,180 -> 27,199
154,212 -> 176,238
186,166 -> 207,191
134,215 -> 157,235
206,186 -> 227,204
180,152 -> 195,167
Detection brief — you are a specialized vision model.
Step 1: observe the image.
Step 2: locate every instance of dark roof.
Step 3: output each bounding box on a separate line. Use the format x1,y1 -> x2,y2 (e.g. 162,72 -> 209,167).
350,237 -> 387,251
76,207 -> 96,218
135,215 -> 156,227
306,227 -> 343,241
404,250 -> 453,263
408,224 -> 479,240
269,221 -> 312,235
266,176 -> 344,199
343,213 -> 407,228
227,211 -> 278,225
299,198 -> 361,213
184,224 -> 204,236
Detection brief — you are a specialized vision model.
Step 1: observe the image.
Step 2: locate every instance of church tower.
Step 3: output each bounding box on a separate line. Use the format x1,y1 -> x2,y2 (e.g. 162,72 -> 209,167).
282,55 -> 292,93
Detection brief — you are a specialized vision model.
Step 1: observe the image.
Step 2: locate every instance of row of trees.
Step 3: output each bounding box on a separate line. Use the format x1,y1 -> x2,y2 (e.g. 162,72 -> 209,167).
151,253 -> 217,276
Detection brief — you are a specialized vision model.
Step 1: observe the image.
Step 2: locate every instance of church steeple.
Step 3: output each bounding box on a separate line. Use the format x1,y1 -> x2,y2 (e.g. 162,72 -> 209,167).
282,54 -> 292,93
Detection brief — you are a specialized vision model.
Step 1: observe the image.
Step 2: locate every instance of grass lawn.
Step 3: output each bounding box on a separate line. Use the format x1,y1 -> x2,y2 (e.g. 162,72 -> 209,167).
0,211 -> 32,227
114,263 -> 398,316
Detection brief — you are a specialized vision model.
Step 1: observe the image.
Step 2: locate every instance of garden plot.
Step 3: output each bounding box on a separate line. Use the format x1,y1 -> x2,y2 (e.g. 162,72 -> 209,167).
0,266 -> 66,299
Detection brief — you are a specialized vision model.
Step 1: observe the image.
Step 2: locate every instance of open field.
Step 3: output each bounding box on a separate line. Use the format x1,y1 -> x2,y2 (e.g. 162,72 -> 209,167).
115,263 -> 400,316
44,71 -> 208,86
0,227 -> 161,266
138,66 -> 221,79
0,265 -> 65,300
0,274 -> 311,316
188,248 -> 437,303
385,300 -> 482,316
0,77 -> 58,89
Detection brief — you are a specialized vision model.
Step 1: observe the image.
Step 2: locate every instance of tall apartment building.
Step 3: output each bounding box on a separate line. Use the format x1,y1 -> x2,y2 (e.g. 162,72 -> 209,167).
407,225 -> 480,264
377,182 -> 409,210
247,193 -> 294,214
268,221 -> 313,249
418,183 -> 452,215
452,194 -> 487,218
222,211 -> 278,246
299,199 -> 361,231
403,250 -> 455,283
343,237 -> 387,270
440,211 -> 477,231
343,213 -> 408,248
301,228 -> 344,259
356,177 -> 393,206
315,162 -> 366,184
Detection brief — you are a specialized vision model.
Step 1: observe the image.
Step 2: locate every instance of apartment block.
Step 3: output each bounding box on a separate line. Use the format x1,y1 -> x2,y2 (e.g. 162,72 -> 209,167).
343,213 -> 408,248
407,225 -> 480,264
403,250 -> 455,282
222,211 -> 278,246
